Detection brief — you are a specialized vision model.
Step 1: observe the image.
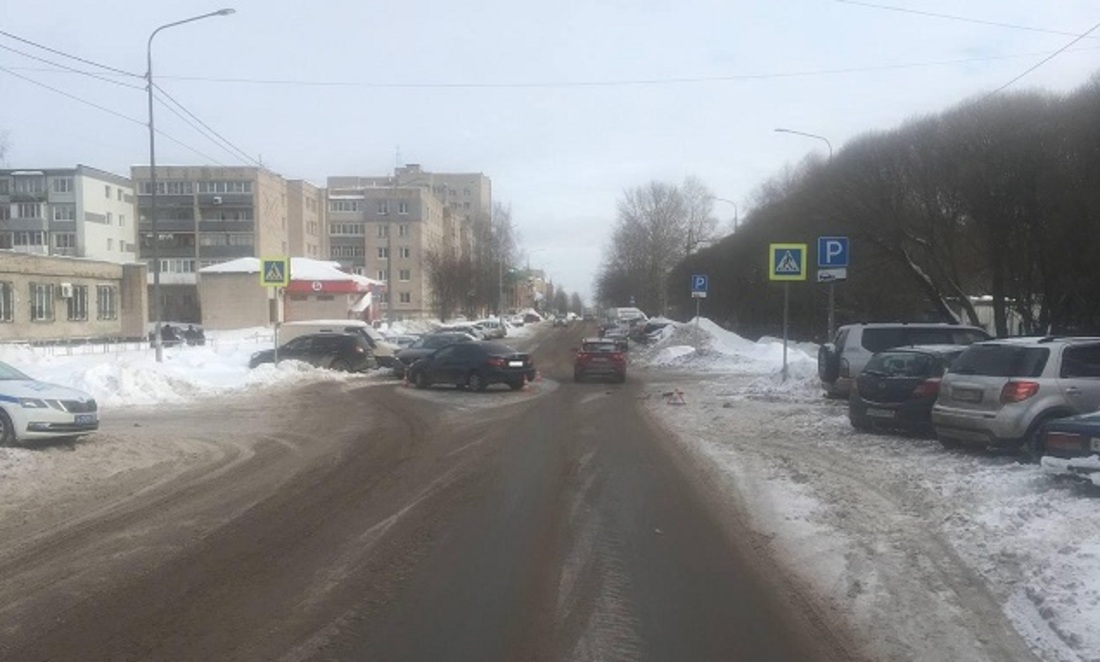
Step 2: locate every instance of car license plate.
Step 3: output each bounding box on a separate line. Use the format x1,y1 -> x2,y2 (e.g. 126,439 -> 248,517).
952,388 -> 982,403
508,360 -> 524,367
75,414 -> 96,425
1091,438 -> 1100,452
866,408 -> 894,419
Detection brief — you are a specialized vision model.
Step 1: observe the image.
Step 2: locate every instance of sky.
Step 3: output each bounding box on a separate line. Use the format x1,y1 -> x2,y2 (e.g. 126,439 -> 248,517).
2,319 -> 1099,659
1,1 -> 1098,301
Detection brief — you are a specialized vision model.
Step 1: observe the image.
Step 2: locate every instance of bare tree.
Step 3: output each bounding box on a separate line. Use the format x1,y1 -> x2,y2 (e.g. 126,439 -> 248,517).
569,291 -> 584,315
680,175 -> 718,255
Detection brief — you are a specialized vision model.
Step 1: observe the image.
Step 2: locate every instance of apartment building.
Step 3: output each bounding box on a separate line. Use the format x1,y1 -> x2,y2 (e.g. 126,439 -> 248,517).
0,165 -> 137,263
287,179 -> 327,260
326,165 -> 491,320
130,165 -> 293,323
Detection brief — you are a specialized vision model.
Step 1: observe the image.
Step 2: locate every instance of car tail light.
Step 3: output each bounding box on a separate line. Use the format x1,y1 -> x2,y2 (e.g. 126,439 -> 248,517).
911,378 -> 941,399
487,357 -> 505,367
840,358 -> 850,378
1000,381 -> 1040,404
611,352 -> 625,363
354,345 -> 365,354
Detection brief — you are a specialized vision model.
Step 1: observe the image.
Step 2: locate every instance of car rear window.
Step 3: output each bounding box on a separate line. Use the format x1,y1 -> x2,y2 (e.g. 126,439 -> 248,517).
583,342 -> 620,353
864,351 -> 937,377
948,345 -> 1049,377
861,327 -> 990,353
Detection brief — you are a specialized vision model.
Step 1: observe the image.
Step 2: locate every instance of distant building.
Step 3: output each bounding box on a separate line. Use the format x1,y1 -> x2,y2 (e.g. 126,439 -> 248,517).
0,165 -> 137,263
326,164 -> 491,320
130,165 -> 315,323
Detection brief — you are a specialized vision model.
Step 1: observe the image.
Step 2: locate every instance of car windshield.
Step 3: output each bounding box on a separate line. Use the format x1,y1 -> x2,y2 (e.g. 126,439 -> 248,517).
949,345 -> 1049,377
0,361 -> 32,380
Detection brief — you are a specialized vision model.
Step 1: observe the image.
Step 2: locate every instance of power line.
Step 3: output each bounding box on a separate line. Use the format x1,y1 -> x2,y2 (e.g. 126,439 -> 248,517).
0,29 -> 140,78
0,42 -> 145,90
153,84 -> 260,166
989,19 -> 1100,95
0,65 -> 226,165
834,0 -> 1100,40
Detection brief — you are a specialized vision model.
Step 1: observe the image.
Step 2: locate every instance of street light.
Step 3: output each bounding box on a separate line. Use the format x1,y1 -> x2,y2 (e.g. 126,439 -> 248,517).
711,196 -> 739,232
147,8 -> 235,362
773,127 -> 833,160
774,126 -> 837,341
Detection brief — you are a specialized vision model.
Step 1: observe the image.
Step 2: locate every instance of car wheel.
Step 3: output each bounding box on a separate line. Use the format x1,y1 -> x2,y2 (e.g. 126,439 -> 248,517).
330,359 -> 351,372
0,410 -> 15,446
1021,413 -> 1062,463
849,413 -> 872,432
938,435 -> 962,450
467,370 -> 487,392
413,371 -> 429,389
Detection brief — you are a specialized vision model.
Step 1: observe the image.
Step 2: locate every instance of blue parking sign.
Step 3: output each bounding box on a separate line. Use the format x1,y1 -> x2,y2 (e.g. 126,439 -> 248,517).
691,274 -> 708,294
817,236 -> 849,268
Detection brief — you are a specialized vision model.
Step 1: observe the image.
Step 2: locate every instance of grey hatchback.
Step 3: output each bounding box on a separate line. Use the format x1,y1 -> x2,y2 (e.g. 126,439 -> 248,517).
932,336 -> 1100,455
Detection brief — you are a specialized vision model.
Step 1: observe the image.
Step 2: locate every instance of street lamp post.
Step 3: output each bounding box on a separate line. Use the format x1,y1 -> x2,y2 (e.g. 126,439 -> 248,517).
774,127 -> 837,340
711,197 -> 739,232
147,8 -> 235,362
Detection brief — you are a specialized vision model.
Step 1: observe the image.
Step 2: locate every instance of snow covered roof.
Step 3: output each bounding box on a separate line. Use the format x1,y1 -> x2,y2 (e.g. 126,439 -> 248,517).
199,257 -> 382,285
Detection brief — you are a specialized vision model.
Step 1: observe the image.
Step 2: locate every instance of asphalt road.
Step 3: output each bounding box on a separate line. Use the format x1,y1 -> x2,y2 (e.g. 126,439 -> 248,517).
0,324 -> 860,661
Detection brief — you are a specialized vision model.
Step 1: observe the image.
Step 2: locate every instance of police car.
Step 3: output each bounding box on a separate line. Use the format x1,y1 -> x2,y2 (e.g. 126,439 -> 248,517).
0,360 -> 98,446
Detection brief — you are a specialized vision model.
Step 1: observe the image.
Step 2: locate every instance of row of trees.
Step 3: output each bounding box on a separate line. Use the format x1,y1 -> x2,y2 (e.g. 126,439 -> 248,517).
656,74 -> 1100,340
424,202 -> 585,321
595,176 -> 721,314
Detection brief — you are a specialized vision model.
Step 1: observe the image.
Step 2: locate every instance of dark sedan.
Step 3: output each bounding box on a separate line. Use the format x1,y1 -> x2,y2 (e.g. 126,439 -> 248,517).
248,333 -> 375,372
393,331 -> 477,377
849,344 -> 967,434
1039,411 -> 1100,486
407,341 -> 535,392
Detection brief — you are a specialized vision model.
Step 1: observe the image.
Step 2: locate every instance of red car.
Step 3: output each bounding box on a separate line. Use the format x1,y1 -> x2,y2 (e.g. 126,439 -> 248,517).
574,338 -> 627,383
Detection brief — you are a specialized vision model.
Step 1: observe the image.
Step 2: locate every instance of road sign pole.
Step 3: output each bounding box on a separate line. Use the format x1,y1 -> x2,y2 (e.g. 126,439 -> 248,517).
695,296 -> 700,327
782,282 -> 790,383
828,281 -> 835,340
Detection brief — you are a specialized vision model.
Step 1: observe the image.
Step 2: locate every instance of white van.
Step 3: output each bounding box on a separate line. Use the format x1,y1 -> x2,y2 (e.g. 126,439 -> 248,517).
279,320 -> 400,368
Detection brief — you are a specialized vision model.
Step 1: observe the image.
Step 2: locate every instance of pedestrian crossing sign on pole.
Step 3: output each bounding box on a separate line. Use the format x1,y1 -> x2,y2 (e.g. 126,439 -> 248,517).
260,257 -> 290,287
769,244 -> 807,281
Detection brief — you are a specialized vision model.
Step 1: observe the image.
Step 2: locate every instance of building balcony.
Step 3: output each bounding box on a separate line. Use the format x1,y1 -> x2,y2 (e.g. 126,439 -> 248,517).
139,218 -> 196,232
199,220 -> 253,233
197,245 -> 253,259
139,245 -> 198,259
197,193 -> 252,207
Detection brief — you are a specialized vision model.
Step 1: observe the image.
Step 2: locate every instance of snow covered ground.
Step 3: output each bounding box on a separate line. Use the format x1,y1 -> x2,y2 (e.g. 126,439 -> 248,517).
2,317 -> 1098,660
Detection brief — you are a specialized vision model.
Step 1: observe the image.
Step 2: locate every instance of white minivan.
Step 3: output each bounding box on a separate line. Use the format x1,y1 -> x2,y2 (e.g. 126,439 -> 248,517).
279,320 -> 401,368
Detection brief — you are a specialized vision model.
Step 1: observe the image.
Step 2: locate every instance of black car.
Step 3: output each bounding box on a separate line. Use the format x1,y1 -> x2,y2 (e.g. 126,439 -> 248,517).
248,333 -> 375,372
849,344 -> 967,434
393,331 -> 476,377
407,341 -> 535,392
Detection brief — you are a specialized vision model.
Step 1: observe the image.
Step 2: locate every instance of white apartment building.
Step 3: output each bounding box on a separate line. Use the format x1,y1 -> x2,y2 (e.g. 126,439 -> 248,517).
0,165 -> 137,263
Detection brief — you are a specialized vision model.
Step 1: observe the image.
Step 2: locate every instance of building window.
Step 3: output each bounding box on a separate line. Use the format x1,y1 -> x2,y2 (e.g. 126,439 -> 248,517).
376,270 -> 386,281
52,178 -> 74,193
53,205 -> 76,221
16,203 -> 42,219
0,207 -> 8,221
398,201 -> 409,215
54,233 -> 76,250
15,231 -> 46,247
66,285 -> 89,321
330,245 -> 365,258
117,188 -> 124,201
199,233 -> 254,247
106,211 -> 113,225
463,202 -> 470,210
464,187 -> 471,197
377,247 -> 389,259
399,224 -> 409,237
105,185 -> 111,198
14,177 -> 44,193
399,247 -> 411,259
0,180 -> 8,194
0,282 -> 13,322
107,238 -> 114,251
96,285 -> 118,320
399,292 -> 411,304
330,223 -> 364,236
29,283 -> 54,322
377,201 -> 389,215
377,225 -> 388,238
119,214 -> 126,227
398,269 -> 411,281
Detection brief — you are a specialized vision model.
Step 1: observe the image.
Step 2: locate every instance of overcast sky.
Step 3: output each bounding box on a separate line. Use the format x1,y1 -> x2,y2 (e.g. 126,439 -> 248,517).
2,1 -> 1097,301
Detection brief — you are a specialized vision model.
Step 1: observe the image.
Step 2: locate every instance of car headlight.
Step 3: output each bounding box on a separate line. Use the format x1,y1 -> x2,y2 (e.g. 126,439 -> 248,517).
20,398 -> 48,409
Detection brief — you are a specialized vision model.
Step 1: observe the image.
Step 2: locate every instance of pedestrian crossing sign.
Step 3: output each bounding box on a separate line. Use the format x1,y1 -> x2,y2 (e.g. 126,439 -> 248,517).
769,244 -> 807,281
260,257 -> 289,287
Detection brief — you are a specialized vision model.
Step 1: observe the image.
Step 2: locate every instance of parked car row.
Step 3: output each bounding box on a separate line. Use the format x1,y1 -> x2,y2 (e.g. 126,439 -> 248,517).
825,323 -> 1100,486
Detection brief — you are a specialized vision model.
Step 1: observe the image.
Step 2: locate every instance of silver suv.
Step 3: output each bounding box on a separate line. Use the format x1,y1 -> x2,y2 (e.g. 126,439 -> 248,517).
932,337 -> 1100,454
819,323 -> 990,398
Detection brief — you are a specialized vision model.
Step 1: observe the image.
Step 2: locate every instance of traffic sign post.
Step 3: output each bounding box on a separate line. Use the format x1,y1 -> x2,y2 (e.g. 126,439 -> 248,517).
690,274 -> 708,327
768,244 -> 806,382
260,257 -> 290,362
816,237 -> 849,341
